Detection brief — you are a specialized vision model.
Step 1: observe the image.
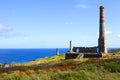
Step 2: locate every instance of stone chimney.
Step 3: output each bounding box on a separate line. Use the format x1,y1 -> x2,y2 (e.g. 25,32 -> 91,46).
69,40 -> 73,52
98,6 -> 107,53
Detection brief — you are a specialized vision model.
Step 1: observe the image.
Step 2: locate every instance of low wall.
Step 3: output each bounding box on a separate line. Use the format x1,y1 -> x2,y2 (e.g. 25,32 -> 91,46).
73,47 -> 98,53
65,53 -> 79,59
65,53 -> 102,59
84,53 -> 102,58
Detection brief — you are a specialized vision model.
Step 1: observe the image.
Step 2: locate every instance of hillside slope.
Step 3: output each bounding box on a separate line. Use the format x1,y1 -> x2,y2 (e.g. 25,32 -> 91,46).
0,49 -> 120,80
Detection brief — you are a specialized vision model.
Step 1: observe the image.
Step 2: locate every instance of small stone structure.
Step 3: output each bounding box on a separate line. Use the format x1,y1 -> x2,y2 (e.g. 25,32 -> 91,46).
56,48 -> 59,55
68,40 -> 73,52
3,63 -> 10,68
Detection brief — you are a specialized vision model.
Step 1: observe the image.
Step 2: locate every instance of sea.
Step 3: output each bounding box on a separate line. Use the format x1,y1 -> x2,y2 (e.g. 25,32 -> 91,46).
0,48 -> 69,64
0,48 -> 116,64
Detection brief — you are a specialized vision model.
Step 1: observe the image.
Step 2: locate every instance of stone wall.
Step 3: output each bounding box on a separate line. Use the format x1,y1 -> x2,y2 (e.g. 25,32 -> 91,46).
65,53 -> 102,59
65,53 -> 79,59
73,47 -> 98,53
83,53 -> 102,58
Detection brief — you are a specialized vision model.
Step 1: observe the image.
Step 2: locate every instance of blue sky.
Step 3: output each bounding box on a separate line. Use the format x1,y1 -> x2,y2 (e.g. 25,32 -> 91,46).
0,0 -> 120,48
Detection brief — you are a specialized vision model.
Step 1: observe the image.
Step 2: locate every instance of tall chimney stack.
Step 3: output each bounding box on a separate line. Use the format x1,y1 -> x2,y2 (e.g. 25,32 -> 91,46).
98,6 -> 107,53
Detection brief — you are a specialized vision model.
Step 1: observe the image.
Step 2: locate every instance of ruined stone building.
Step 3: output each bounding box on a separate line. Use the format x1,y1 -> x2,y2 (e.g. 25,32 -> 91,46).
65,6 -> 107,59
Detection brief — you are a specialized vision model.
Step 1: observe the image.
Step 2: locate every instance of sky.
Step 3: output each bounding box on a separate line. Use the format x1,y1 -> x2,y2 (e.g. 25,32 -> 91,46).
0,0 -> 120,48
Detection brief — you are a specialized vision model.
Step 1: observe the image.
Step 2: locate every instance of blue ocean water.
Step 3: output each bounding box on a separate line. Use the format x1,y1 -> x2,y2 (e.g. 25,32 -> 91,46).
0,48 -> 69,64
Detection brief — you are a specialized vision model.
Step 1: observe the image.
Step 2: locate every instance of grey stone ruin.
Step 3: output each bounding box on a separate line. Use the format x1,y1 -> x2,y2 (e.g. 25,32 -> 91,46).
65,6 -> 107,59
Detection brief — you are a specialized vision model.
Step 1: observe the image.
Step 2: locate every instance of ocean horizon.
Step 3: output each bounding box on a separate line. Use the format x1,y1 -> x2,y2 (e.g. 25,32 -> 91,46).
0,48 -> 117,64
0,48 -> 69,64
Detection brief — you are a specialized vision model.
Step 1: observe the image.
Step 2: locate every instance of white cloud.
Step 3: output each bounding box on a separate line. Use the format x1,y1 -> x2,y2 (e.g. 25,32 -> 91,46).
117,34 -> 120,38
75,4 -> 88,9
106,30 -> 112,34
0,24 -> 13,33
97,30 -> 112,35
0,33 -> 28,38
0,23 -> 27,38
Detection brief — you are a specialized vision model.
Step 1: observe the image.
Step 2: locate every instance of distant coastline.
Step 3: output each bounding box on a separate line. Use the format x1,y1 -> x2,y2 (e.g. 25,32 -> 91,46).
0,48 -> 69,64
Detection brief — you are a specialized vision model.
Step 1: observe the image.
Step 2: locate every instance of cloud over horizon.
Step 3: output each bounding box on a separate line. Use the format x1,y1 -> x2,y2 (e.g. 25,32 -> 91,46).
117,34 -> 120,38
0,23 -> 27,38
0,23 -> 13,33
0,33 -> 27,38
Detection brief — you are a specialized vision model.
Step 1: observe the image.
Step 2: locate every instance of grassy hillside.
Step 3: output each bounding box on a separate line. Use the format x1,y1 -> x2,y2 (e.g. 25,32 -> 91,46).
0,49 -> 120,80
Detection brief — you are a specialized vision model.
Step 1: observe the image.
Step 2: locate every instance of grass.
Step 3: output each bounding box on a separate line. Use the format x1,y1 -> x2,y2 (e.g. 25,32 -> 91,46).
0,49 -> 120,80
17,54 -> 65,66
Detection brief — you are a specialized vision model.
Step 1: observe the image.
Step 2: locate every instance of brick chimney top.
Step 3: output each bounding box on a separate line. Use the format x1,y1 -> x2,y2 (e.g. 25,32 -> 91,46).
100,6 -> 104,9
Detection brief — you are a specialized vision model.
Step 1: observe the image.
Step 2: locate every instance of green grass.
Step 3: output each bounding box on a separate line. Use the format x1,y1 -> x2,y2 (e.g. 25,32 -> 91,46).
0,58 -> 120,80
17,54 -> 65,66
0,49 -> 120,80
112,48 -> 120,54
